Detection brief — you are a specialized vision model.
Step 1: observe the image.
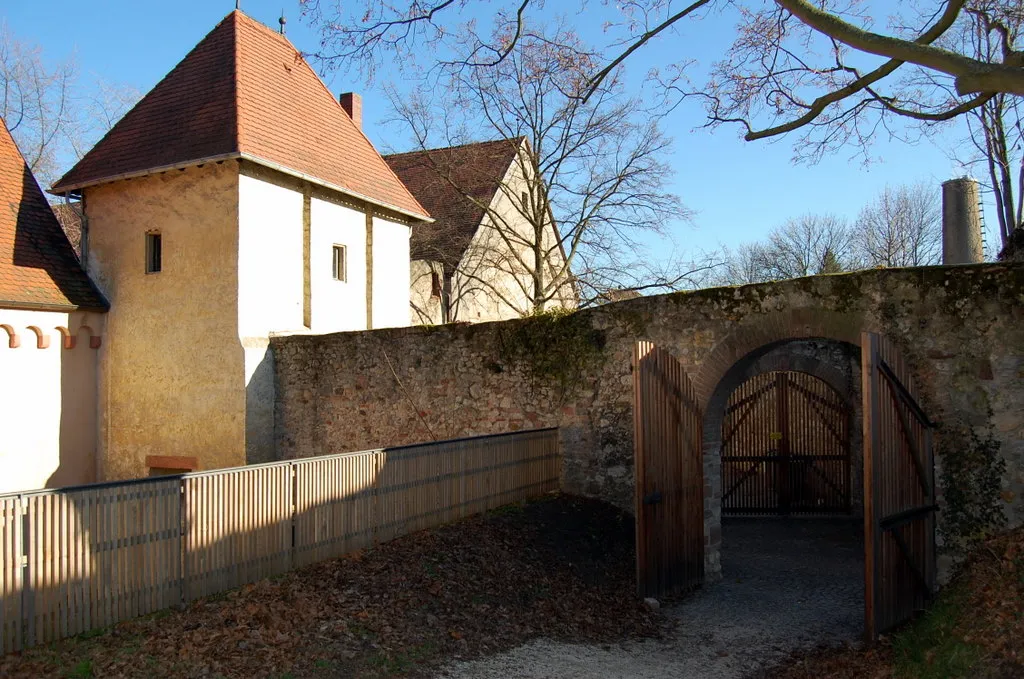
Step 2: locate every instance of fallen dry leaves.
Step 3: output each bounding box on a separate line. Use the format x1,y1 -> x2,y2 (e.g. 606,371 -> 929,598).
0,494 -> 661,678
760,526 -> 1024,679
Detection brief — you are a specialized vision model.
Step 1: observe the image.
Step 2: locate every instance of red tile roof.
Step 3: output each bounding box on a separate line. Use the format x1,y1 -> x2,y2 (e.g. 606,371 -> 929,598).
0,122 -> 107,310
385,138 -> 522,264
52,11 -> 429,221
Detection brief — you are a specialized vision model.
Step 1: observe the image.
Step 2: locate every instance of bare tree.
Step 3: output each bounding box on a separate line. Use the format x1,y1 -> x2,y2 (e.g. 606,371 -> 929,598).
0,22 -> 76,188
855,183 -> 942,267
302,1 -> 1024,157
910,5 -> 1024,252
760,214 -> 858,279
717,213 -> 858,284
387,21 -> 716,314
0,23 -> 138,190
712,242 -> 775,285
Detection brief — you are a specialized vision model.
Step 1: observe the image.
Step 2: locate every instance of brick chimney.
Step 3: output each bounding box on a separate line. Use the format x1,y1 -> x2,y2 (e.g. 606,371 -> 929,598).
340,92 -> 362,129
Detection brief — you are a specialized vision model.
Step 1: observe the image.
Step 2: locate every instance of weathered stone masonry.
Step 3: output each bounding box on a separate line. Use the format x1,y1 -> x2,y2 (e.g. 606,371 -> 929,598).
272,264 -> 1024,577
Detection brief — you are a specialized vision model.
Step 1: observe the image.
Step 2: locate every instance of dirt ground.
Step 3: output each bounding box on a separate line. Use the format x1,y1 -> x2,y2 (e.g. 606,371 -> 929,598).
438,517 -> 865,679
0,494 -> 662,678
0,498 -> 871,679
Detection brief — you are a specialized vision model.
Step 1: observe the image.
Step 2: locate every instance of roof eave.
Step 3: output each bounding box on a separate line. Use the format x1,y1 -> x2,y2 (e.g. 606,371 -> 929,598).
49,152 -> 244,196
0,299 -> 110,313
238,153 -> 433,223
49,152 -> 434,223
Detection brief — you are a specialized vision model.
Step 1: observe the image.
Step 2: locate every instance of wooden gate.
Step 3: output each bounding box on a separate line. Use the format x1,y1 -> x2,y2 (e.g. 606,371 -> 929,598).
632,341 -> 704,598
721,371 -> 851,515
862,332 -> 936,640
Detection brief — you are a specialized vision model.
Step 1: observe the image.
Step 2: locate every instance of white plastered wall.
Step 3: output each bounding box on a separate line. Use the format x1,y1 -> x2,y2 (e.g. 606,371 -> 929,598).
0,308 -> 102,493
372,216 -> 411,329
310,197 -> 367,334
238,171 -> 305,463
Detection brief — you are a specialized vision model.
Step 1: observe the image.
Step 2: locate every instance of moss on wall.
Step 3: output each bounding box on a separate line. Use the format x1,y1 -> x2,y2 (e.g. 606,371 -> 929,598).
497,308 -> 606,399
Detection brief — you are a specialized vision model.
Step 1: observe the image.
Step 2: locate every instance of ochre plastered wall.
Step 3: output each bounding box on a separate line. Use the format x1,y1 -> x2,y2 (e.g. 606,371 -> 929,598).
85,162 -> 244,479
0,308 -> 104,492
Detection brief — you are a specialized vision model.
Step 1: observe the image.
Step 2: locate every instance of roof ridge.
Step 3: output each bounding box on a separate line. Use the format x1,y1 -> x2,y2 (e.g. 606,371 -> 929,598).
232,11 -> 430,218
383,136 -> 525,158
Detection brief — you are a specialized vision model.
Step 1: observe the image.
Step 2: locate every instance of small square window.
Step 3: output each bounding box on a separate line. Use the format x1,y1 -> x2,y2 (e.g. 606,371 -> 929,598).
332,244 -> 347,281
146,232 -> 162,273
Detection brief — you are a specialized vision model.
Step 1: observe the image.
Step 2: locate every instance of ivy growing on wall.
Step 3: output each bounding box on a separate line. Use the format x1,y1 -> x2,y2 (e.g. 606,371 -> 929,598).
939,425 -> 1008,556
496,308 -> 606,400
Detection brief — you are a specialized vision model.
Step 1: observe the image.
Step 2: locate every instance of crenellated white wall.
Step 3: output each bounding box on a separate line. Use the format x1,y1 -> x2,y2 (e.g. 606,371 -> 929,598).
310,197 -> 368,334
0,309 -> 103,493
372,216 -> 412,329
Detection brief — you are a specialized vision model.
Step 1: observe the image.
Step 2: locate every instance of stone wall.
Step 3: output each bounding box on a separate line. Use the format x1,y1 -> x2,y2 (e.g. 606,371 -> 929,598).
272,264 -> 1024,575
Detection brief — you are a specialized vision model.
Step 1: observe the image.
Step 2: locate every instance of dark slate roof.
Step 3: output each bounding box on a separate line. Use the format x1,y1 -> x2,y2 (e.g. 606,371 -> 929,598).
384,138 -> 523,264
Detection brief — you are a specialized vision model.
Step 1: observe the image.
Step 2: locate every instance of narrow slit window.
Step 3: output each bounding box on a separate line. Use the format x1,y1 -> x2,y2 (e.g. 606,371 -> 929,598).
332,244 -> 347,281
146,232 -> 162,273
430,271 -> 442,298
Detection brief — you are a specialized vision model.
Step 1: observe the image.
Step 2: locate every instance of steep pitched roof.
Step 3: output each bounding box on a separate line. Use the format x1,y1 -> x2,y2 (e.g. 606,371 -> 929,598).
384,138 -> 522,264
0,122 -> 107,310
52,11 -> 429,221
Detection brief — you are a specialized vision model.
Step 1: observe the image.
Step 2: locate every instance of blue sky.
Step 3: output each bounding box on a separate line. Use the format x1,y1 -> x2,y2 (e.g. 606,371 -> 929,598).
3,0 -> 997,258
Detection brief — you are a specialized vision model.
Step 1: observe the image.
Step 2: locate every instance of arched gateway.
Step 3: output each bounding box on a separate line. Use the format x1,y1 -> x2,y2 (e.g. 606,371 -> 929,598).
633,331 -> 936,641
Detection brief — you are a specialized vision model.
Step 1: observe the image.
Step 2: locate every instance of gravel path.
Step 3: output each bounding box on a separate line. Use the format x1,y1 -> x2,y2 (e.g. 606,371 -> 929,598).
438,517 -> 864,679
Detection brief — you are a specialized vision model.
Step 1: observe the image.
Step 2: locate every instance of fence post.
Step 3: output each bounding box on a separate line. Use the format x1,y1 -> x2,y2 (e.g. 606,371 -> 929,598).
19,494 -> 32,650
178,478 -> 187,606
289,462 -> 297,570
16,495 -> 26,653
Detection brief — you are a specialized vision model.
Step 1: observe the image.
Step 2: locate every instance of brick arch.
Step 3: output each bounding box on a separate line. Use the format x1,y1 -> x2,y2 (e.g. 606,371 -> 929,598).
25,326 -> 50,349
701,340 -> 859,453
696,331 -> 864,580
0,324 -> 18,349
691,307 -> 873,409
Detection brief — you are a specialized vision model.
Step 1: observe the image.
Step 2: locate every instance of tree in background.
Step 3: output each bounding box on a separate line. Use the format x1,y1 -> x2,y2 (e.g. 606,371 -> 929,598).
716,182 -> 943,285
0,23 -> 137,191
855,183 -> 942,267
385,20 -> 718,310
714,214 -> 856,284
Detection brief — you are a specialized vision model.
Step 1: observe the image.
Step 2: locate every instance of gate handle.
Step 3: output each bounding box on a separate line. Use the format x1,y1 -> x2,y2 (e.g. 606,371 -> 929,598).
643,491 -> 663,505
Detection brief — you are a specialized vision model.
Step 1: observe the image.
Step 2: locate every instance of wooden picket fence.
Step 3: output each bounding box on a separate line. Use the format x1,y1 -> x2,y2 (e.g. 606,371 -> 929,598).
0,428 -> 560,653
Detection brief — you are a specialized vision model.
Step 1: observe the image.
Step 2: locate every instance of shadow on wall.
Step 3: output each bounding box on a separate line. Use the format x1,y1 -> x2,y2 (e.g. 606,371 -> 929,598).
245,344 -> 275,465
48,326 -> 100,488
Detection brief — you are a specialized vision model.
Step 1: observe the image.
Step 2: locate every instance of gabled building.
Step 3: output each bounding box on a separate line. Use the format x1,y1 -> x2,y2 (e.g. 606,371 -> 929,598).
50,10 -> 430,479
0,121 -> 108,493
384,138 -> 575,324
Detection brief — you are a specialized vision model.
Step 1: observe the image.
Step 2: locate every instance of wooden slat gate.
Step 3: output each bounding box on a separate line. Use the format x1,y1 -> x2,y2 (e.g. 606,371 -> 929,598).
862,332 -> 936,640
632,341 -> 704,598
721,371 -> 852,515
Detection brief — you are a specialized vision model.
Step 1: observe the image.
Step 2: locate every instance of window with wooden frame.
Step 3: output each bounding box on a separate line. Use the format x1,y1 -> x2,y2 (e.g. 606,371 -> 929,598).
332,244 -> 347,281
145,232 -> 162,273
